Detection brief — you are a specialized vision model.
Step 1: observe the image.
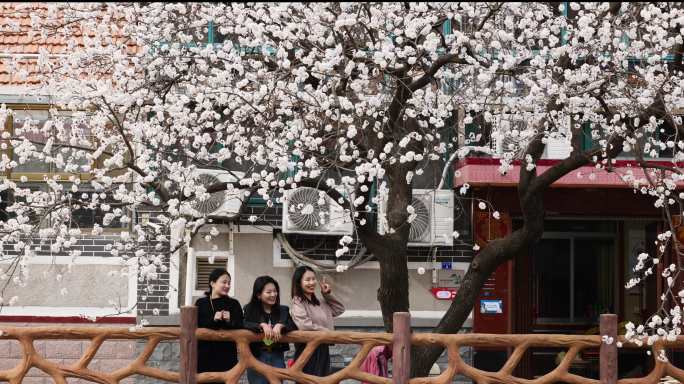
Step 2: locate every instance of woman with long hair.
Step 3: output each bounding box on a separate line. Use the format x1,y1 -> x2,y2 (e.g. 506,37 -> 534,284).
195,268 -> 244,382
290,265 -> 345,377
243,275 -> 297,384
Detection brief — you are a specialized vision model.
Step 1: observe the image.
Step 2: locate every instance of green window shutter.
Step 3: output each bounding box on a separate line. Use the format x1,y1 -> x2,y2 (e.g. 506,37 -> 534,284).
581,122 -> 593,151
207,21 -> 226,46
464,122 -> 478,145
207,21 -> 215,45
279,139 -> 299,181
248,195 -> 266,206
209,142 -> 224,154
560,1 -> 569,45
443,121 -> 454,189
442,19 -> 452,35
288,153 -> 300,178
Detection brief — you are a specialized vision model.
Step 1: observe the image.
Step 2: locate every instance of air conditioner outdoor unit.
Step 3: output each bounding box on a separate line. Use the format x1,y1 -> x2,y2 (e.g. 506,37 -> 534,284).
496,135 -> 527,158
377,189 -> 454,247
189,169 -> 246,218
282,187 -> 353,235
495,119 -> 528,159
543,135 -> 572,159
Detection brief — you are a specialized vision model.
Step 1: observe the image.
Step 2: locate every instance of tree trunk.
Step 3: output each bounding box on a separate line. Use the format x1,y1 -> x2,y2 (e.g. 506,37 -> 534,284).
410,178 -> 546,376
410,230 -> 531,375
357,161 -> 414,331
375,239 -> 410,331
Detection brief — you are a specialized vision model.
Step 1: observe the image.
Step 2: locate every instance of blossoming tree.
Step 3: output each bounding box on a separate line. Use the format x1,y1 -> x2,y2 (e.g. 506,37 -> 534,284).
2,2 -> 684,375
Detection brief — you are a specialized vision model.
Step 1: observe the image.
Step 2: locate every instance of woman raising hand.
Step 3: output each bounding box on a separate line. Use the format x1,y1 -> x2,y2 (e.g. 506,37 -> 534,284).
290,266 -> 345,377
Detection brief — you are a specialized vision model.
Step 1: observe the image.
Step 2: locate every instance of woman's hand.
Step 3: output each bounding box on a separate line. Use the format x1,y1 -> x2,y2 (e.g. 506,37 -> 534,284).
213,311 -> 224,322
260,322 -> 274,340
214,310 -> 230,322
272,323 -> 284,342
320,278 -> 332,295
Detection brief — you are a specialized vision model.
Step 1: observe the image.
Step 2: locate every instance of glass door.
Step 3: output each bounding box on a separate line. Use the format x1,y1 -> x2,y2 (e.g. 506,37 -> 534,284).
574,238 -> 615,322
532,235 -> 616,326
533,238 -> 572,322
530,232 -> 616,379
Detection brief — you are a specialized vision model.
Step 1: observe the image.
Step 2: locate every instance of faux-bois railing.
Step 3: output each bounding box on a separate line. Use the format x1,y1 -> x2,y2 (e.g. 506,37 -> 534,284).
0,311 -> 679,384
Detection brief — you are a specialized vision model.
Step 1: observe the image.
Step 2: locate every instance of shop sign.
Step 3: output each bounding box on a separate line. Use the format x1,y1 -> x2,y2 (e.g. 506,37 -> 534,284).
430,287 -> 458,300
480,299 -> 503,314
431,269 -> 465,300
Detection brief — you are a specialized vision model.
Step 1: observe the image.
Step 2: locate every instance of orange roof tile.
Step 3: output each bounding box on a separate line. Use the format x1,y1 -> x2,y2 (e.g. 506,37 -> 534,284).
0,3 -> 139,85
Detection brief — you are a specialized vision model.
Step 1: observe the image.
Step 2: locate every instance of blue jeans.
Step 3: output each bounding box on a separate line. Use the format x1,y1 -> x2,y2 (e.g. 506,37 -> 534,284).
247,350 -> 286,384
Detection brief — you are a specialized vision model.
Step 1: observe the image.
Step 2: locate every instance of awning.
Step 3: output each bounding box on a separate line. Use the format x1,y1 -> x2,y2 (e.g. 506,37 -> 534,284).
454,158 -> 684,189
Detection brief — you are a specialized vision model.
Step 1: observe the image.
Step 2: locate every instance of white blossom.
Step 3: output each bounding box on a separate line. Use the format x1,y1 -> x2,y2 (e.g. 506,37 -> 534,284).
0,2 -> 681,333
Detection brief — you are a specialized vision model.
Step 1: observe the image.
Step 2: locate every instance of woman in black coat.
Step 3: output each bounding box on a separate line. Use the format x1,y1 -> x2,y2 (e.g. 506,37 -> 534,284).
243,275 -> 297,384
195,268 -> 244,381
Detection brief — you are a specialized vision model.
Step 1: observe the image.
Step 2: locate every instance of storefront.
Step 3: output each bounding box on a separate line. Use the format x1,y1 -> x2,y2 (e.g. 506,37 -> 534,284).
459,158 -> 667,378
514,218 -> 657,378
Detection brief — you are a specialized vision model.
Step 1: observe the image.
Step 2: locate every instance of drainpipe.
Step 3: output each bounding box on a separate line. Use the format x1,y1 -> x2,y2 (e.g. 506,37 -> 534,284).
184,228 -> 194,306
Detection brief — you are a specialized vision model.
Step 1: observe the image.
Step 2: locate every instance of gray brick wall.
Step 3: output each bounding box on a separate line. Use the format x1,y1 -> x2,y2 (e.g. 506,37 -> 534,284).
280,233 -> 475,263
137,271 -> 171,317
1,232 -> 171,318
135,239 -> 171,317
272,195 -> 475,263
1,234 -> 135,258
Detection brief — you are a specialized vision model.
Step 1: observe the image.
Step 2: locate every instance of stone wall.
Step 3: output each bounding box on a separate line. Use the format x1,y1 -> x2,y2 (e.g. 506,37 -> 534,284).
328,327 -> 473,384
133,339 -> 180,384
0,322 -> 138,384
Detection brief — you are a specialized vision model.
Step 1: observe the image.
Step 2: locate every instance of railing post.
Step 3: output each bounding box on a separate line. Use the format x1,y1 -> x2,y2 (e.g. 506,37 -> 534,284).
393,312 -> 411,384
180,306 -> 198,384
600,313 -> 617,384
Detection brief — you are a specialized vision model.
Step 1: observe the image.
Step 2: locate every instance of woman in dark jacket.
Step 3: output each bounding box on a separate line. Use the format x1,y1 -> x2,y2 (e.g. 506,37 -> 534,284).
290,266 -> 345,378
195,268 -> 244,382
243,275 -> 297,384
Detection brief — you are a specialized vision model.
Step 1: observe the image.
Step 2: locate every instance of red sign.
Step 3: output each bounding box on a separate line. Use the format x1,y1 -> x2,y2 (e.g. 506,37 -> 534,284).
431,287 -> 458,300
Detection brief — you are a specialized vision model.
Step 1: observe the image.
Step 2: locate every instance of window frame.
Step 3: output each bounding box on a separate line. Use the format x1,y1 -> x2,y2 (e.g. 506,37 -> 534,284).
532,231 -> 617,326
4,104 -> 132,231
5,104 -> 99,182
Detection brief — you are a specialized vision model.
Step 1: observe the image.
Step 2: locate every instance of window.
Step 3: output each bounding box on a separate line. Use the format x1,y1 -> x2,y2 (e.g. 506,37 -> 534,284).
4,183 -> 128,230
195,255 -> 227,292
191,250 -> 231,299
532,228 -> 615,325
463,112 -> 492,148
454,15 -> 480,34
185,21 -> 227,47
7,106 -> 96,181
643,118 -> 678,159
5,183 -> 45,226
207,21 -> 227,45
584,115 -> 681,160
494,114 -> 528,157
498,74 -> 526,97
10,109 -> 50,175
69,190 -> 128,229
4,105 -> 130,230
